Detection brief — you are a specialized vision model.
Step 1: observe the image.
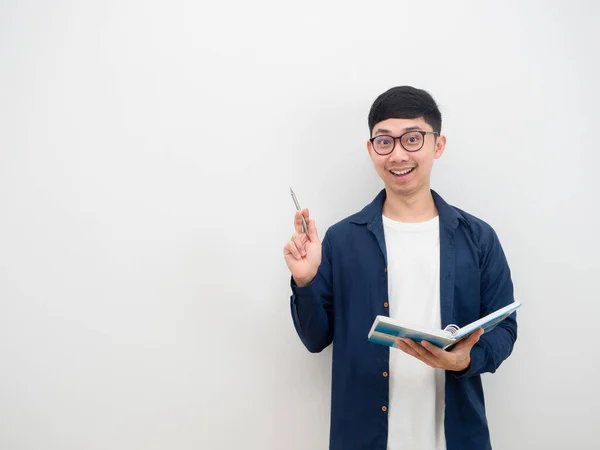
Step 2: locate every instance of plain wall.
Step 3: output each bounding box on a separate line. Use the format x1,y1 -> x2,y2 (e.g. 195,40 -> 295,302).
1,1 -> 599,449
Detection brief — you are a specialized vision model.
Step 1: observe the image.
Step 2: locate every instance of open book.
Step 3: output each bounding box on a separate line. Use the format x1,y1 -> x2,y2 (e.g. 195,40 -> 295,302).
368,301 -> 521,350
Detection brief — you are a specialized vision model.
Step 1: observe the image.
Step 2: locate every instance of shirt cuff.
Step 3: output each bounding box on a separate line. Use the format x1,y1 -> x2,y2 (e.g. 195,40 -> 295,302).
290,275 -> 317,299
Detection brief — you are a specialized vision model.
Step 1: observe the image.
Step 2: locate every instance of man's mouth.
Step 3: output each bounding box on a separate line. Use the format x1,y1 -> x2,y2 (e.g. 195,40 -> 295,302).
389,167 -> 415,178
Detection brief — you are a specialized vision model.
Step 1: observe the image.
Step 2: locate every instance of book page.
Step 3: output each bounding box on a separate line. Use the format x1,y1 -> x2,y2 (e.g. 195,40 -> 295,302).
453,302 -> 520,339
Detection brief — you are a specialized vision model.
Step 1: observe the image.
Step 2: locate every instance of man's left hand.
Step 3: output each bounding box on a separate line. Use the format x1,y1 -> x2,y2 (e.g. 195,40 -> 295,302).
395,328 -> 485,372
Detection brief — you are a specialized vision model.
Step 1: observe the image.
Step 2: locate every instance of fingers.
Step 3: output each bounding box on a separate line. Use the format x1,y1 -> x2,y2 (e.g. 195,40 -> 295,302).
284,239 -> 303,260
396,338 -> 438,367
294,208 -> 310,234
294,208 -> 319,244
291,232 -> 307,257
403,339 -> 436,360
286,208 -> 317,260
421,340 -> 447,359
395,339 -> 420,358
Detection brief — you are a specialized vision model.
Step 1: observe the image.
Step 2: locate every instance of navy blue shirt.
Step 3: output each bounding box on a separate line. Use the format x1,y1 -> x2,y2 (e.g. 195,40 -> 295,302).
290,189 -> 518,450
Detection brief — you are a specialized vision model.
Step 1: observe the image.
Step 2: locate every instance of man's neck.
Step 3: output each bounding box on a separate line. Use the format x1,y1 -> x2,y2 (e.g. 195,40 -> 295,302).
382,187 -> 438,223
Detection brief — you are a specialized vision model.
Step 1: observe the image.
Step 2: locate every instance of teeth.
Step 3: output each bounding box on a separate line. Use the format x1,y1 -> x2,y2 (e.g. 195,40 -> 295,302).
391,168 -> 414,175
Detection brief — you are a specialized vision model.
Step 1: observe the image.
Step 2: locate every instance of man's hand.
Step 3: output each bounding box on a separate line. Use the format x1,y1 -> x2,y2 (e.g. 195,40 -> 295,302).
395,328 -> 485,372
283,208 -> 321,287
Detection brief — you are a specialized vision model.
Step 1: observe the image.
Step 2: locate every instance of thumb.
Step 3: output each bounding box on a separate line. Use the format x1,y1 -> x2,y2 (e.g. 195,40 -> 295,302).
466,328 -> 484,346
456,328 -> 484,350
307,219 -> 319,242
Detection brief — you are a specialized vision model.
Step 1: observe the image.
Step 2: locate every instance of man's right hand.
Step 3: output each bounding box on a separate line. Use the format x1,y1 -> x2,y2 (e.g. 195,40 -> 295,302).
283,208 -> 322,287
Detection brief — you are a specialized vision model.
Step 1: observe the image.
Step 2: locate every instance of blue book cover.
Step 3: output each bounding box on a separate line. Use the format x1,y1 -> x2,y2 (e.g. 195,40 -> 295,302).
368,301 -> 521,350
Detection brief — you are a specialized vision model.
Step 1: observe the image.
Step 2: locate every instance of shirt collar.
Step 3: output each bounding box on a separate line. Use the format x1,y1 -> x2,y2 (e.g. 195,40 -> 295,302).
349,188 -> 468,230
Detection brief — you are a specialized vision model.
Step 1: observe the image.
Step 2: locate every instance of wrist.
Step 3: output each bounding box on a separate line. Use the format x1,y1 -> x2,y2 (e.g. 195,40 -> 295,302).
293,275 -> 315,287
453,355 -> 471,372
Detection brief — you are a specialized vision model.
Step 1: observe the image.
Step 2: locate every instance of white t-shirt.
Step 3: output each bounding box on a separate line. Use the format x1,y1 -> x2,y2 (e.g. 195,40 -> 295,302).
382,214 -> 446,450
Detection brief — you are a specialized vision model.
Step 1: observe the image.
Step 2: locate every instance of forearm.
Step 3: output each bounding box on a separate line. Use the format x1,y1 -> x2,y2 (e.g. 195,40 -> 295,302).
290,275 -> 334,353
449,317 -> 517,378
449,225 -> 519,378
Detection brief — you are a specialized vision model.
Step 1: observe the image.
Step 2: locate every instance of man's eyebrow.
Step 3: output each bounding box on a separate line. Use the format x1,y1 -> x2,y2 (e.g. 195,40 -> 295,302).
372,126 -> 423,136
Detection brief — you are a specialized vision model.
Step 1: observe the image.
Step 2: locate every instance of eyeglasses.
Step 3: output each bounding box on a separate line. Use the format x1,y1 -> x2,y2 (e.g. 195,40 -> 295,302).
369,131 -> 439,155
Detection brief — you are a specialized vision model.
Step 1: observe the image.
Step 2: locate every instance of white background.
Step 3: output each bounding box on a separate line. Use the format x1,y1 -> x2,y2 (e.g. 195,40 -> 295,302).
1,1 -> 599,449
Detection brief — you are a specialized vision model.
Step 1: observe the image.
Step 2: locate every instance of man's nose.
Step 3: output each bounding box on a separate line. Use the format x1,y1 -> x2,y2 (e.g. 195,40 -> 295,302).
389,140 -> 410,160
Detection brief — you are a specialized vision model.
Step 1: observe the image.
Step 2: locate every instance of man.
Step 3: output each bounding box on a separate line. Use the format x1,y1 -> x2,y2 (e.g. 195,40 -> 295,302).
283,86 -> 518,450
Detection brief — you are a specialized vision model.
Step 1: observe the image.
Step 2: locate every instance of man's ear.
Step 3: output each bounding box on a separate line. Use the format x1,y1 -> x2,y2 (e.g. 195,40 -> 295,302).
434,135 -> 446,159
366,139 -> 373,157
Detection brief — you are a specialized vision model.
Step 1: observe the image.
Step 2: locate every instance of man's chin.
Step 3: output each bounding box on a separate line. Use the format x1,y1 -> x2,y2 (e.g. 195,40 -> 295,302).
385,182 -> 424,197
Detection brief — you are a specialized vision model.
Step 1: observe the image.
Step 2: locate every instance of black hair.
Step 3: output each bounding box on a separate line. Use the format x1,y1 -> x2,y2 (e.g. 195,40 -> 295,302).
368,86 -> 442,135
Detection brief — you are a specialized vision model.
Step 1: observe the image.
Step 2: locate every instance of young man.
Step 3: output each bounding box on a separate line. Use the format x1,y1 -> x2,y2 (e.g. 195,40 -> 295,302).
283,86 -> 518,450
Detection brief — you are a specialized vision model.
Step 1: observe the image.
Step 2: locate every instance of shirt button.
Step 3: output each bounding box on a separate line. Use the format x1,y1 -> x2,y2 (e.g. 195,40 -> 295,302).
383,302 -> 388,308
383,372 -> 388,377
384,267 -> 387,272
382,406 -> 387,412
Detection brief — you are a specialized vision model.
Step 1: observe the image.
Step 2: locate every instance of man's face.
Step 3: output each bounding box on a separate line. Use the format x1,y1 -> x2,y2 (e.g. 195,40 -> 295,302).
367,117 -> 446,197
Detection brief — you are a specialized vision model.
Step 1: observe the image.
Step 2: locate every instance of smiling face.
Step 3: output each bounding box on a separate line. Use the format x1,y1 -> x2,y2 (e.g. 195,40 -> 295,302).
367,117 -> 446,197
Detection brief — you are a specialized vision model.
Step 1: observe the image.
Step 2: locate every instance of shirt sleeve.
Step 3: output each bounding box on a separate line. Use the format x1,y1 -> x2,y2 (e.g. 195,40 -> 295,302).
448,226 -> 518,379
289,230 -> 334,353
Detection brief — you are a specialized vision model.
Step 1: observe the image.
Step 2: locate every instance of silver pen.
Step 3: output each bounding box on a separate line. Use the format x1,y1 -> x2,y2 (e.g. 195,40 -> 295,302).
290,187 -> 309,234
